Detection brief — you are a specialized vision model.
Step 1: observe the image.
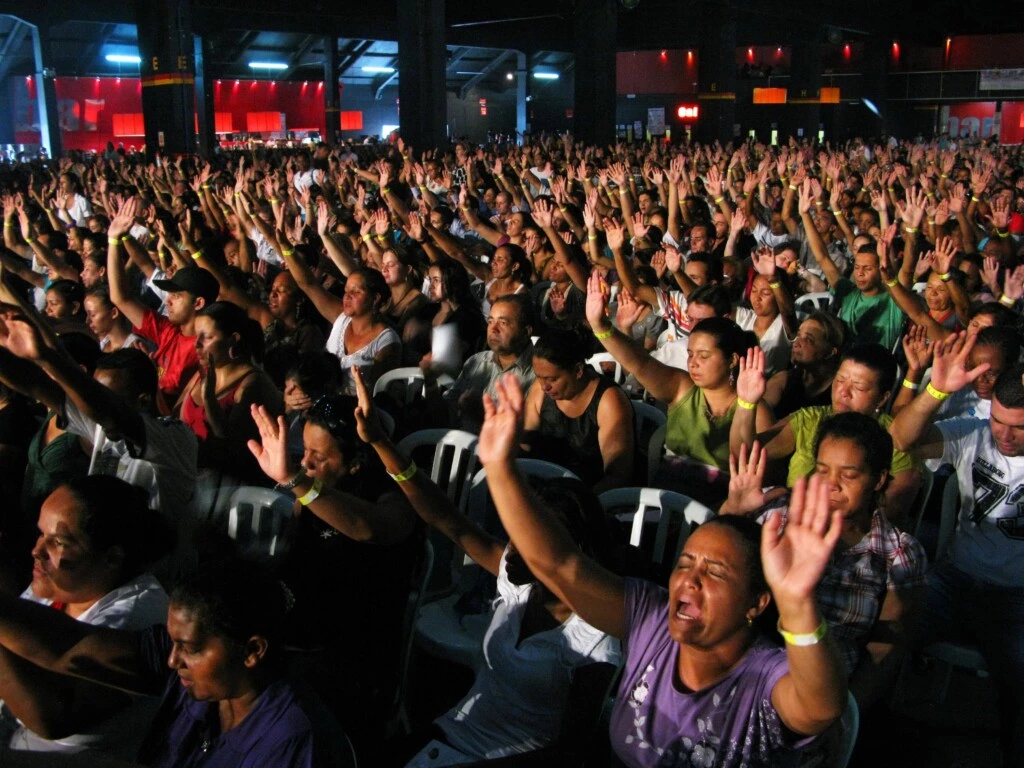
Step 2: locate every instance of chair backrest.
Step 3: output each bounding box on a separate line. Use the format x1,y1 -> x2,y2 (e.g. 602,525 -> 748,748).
599,487 -> 714,569
910,465 -> 935,540
936,475 -> 961,562
467,459 -> 580,539
377,408 -> 396,438
588,352 -> 625,384
396,429 -> 480,508
794,291 -> 834,319
632,400 -> 669,485
392,538 -> 434,735
373,367 -> 428,404
832,691 -> 860,768
219,486 -> 295,560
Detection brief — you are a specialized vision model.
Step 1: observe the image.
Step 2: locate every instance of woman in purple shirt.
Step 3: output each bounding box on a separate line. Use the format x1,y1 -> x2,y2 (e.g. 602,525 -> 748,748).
472,373 -> 849,768
0,559 -> 350,768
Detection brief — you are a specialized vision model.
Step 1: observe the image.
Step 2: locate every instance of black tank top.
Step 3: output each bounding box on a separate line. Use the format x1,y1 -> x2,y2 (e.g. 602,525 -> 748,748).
532,376 -> 615,485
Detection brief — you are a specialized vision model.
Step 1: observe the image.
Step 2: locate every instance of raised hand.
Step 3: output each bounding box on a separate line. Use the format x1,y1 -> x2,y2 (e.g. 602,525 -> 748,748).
585,269 -> 611,331
247,404 -> 296,485
761,473 -> 843,607
982,255 -> 1002,296
477,373 -> 526,467
351,366 -> 385,444
663,245 -> 683,274
1003,264 -> 1024,303
548,283 -> 567,315
650,249 -> 667,279
751,245 -> 777,278
532,197 -> 554,229
603,217 -> 626,250
913,251 -> 936,280
705,165 -> 723,198
930,331 -> 991,394
726,441 -> 782,516
632,212 -> 649,239
902,325 -> 934,373
735,345 -> 766,405
934,236 -> 957,275
615,288 -> 644,330
0,314 -> 44,361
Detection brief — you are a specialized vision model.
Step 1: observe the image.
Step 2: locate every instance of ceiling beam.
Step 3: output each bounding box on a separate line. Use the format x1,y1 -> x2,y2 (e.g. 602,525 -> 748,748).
74,22 -> 114,74
374,57 -> 399,99
459,49 -> 514,99
0,19 -> 28,81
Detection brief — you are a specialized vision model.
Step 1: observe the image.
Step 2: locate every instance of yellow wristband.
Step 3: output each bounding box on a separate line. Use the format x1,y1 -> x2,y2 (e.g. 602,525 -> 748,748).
714,196 -> 724,203
107,237 -> 119,245
361,234 -> 371,242
938,272 -> 950,281
940,173 -> 948,179
298,478 -> 324,506
777,619 -> 827,646
997,230 -> 1011,239
594,328 -> 614,340
270,197 -> 280,204
281,249 -> 294,257
999,294 -> 1016,307
885,277 -> 899,287
24,236 -> 33,243
926,382 -> 951,401
389,460 -> 418,483
588,234 -> 598,241
382,186 -> 391,195
904,226 -> 918,234
202,184 -> 211,190
190,249 -> 203,260
419,186 -> 427,191
768,281 -> 781,290
736,398 -> 757,411
902,378 -> 920,391
788,184 -> 797,191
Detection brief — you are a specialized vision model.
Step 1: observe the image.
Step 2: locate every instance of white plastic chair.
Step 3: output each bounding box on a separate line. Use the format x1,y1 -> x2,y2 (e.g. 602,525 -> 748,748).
833,691 -> 860,768
391,538 -> 434,736
396,429 -> 480,508
598,487 -> 714,570
373,367 -> 428,404
415,459 -> 580,671
218,486 -> 295,560
632,400 -> 668,485
794,291 -> 834,319
923,478 -> 989,695
587,352 -> 625,384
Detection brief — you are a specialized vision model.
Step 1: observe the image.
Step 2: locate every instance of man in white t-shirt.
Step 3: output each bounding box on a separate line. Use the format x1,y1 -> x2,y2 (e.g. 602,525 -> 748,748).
0,328 -> 198,579
890,346 -> 1024,764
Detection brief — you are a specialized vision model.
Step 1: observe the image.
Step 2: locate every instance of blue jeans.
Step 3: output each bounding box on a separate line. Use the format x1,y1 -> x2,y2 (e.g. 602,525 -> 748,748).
918,562 -> 1024,766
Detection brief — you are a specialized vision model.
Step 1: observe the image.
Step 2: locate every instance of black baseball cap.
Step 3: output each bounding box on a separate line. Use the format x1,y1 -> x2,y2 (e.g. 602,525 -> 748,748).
153,267 -> 219,304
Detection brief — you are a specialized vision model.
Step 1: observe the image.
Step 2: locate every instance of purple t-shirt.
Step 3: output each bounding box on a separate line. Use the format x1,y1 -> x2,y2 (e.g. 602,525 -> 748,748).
610,579 -> 798,768
133,626 -> 350,768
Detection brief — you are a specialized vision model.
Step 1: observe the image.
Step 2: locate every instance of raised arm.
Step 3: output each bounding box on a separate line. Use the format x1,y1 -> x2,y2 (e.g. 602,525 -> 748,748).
766,474 -> 848,735
352,366 -> 505,574
605,217 -> 659,307
104,198 -> 148,328
798,180 -> 841,288
476,374 -> 627,638
278,229 -> 344,324
889,331 -> 989,458
585,270 -> 691,406
247,404 -> 415,545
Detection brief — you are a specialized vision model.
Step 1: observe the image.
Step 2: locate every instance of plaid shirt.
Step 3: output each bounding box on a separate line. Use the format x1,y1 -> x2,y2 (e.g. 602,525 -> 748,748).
759,503 -> 927,674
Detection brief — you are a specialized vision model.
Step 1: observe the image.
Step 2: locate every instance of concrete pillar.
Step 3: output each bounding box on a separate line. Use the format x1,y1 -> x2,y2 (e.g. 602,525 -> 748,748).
323,37 -> 338,145
572,0 -> 616,146
135,0 -> 196,157
788,38 -> 822,142
193,34 -> 215,158
397,0 -> 447,150
695,4 -> 737,144
30,23 -> 61,158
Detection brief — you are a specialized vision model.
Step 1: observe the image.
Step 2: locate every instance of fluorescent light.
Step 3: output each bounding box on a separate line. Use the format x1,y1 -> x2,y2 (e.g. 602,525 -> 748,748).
455,71 -> 483,75
533,72 -> 559,80
362,66 -> 395,74
105,54 -> 141,64
249,61 -> 288,70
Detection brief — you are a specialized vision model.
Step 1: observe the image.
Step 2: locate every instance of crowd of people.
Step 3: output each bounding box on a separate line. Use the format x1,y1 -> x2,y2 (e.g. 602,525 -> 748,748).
0,130 -> 1022,767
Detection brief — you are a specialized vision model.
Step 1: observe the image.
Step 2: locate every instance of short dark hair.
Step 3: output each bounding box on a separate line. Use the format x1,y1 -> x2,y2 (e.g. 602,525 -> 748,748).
686,253 -> 723,283
975,326 -> 1021,367
492,292 -> 534,330
60,475 -> 175,578
815,411 -> 892,482
171,559 -> 292,647
690,317 -> 759,365
533,328 -> 589,371
197,301 -> 265,365
94,348 -> 159,400
47,279 -> 84,310
842,343 -> 898,398
687,285 -> 732,318
993,362 -> 1024,410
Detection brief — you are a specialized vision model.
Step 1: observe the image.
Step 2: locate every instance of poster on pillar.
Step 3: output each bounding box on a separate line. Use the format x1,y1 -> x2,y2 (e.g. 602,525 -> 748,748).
647,107 -> 666,136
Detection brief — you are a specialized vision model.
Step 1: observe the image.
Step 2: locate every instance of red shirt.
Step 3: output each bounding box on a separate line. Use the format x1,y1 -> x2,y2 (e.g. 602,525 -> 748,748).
135,309 -> 199,401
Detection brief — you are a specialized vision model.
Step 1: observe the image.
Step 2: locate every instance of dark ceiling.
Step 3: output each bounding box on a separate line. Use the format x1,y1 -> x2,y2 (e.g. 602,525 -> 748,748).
0,0 -> 1018,95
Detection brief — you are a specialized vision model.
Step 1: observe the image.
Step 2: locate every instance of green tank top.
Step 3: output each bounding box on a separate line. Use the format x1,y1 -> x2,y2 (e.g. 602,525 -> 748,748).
664,386 -> 737,470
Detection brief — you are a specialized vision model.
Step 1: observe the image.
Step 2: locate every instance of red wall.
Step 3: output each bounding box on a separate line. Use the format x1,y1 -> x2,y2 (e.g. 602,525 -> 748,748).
14,76 -> 329,151
945,102 -> 1024,145
948,35 -> 1024,71
617,49 -> 697,95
